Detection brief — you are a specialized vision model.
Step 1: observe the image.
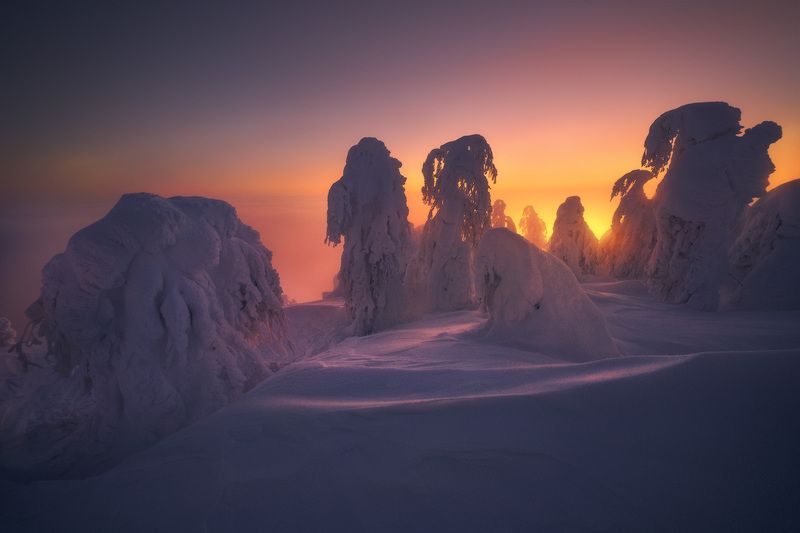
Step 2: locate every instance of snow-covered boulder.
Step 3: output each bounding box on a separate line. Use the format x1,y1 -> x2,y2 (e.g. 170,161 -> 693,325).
410,134 -> 497,311
491,199 -> 517,232
599,170 -> 656,278
0,193 -> 290,478
0,317 -> 16,347
519,205 -> 547,249
723,179 -> 800,309
548,196 -> 599,279
325,138 -> 413,335
643,102 -> 782,309
475,228 -> 618,361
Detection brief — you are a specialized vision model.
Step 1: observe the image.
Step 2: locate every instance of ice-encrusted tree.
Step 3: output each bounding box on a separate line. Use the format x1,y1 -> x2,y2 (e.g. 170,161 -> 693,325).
0,317 -> 16,347
0,193 -> 291,478
519,205 -> 547,249
598,169 -> 656,278
325,137 -> 413,335
491,199 -> 517,232
475,228 -> 618,360
642,102 -> 782,309
548,196 -> 599,279
724,179 -> 800,309
410,134 -> 497,311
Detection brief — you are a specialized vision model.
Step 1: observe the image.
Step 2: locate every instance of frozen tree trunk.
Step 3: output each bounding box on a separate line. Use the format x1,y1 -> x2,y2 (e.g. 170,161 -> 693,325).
598,170 -> 656,278
548,196 -> 599,279
325,138 -> 413,335
642,102 -> 782,309
0,193 -> 290,478
723,179 -> 800,309
519,205 -> 547,249
475,228 -> 618,361
410,134 -> 497,312
491,199 -> 517,232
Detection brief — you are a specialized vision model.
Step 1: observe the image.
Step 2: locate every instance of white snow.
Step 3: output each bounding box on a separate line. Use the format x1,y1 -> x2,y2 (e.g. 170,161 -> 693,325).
547,195 -> 599,279
0,193 -> 291,478
325,138 -> 413,335
519,204 -> 547,248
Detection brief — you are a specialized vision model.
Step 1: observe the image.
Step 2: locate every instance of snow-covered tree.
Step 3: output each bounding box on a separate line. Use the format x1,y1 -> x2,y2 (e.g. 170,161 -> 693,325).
0,317 -> 16,347
491,199 -> 517,232
598,169 -> 656,278
519,205 -> 547,249
475,228 -> 618,360
548,196 -> 598,279
0,193 -> 290,477
325,137 -> 412,335
411,134 -> 497,311
723,179 -> 800,309
642,102 -> 782,309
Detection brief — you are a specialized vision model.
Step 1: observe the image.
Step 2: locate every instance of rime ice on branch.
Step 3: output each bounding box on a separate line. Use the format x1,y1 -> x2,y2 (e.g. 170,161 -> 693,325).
491,199 -> 517,232
519,205 -> 547,249
325,138 -> 412,335
548,196 -> 598,279
724,179 -> 800,310
475,228 -> 618,361
0,193 -> 290,478
412,134 -> 497,311
642,102 -> 782,309
599,170 -> 656,278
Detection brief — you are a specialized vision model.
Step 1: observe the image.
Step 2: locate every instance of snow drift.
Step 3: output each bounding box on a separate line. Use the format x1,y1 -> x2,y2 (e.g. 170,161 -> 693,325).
548,196 -> 599,279
326,138 -> 413,335
599,169 -> 656,278
409,134 -> 497,311
643,102 -> 782,309
0,193 -> 291,478
519,205 -> 547,249
724,179 -> 800,310
475,228 -> 618,360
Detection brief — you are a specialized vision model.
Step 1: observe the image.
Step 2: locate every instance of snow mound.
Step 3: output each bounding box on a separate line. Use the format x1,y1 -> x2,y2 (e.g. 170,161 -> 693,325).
519,205 -> 547,248
0,193 -> 291,478
548,196 -> 599,279
475,228 -> 618,361
326,138 -> 413,335
724,179 -> 800,309
599,169 -> 656,278
643,102 -> 782,309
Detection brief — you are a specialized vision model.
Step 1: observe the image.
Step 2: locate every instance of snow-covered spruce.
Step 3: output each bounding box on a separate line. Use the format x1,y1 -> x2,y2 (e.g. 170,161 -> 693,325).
325,138 -> 413,335
0,317 -> 16,347
0,193 -> 290,478
519,205 -> 547,249
491,199 -> 517,232
724,179 -> 800,310
548,196 -> 599,279
474,228 -> 618,360
598,169 -> 656,278
409,134 -> 497,311
642,102 -> 782,309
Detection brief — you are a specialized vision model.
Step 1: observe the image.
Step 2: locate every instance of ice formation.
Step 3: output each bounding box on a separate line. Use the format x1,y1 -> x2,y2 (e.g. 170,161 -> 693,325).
599,170 -> 656,278
410,134 -> 497,311
0,193 -> 290,478
0,317 -> 16,347
325,138 -> 413,335
519,205 -> 547,249
548,196 -> 599,279
724,179 -> 800,310
642,102 -> 782,309
490,199 -> 517,232
475,228 -> 618,360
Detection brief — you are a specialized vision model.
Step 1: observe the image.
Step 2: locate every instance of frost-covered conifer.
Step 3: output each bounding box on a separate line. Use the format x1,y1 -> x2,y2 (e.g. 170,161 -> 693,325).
548,196 -> 598,279
519,205 -> 547,249
491,199 -> 517,232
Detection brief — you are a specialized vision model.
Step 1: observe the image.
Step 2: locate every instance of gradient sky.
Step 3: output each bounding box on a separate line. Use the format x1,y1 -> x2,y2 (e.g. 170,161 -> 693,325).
1,0 -> 798,324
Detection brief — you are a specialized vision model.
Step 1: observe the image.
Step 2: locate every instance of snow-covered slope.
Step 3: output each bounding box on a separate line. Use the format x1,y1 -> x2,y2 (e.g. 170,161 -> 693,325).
2,281 -> 799,532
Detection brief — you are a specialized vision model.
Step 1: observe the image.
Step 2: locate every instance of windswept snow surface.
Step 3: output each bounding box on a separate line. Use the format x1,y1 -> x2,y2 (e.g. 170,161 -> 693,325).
2,282 -> 800,532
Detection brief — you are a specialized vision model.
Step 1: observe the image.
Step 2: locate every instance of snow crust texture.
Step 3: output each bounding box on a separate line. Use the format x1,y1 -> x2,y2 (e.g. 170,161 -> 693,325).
475,228 -> 618,360
0,193 -> 290,478
547,196 -> 598,279
326,138 -> 413,335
